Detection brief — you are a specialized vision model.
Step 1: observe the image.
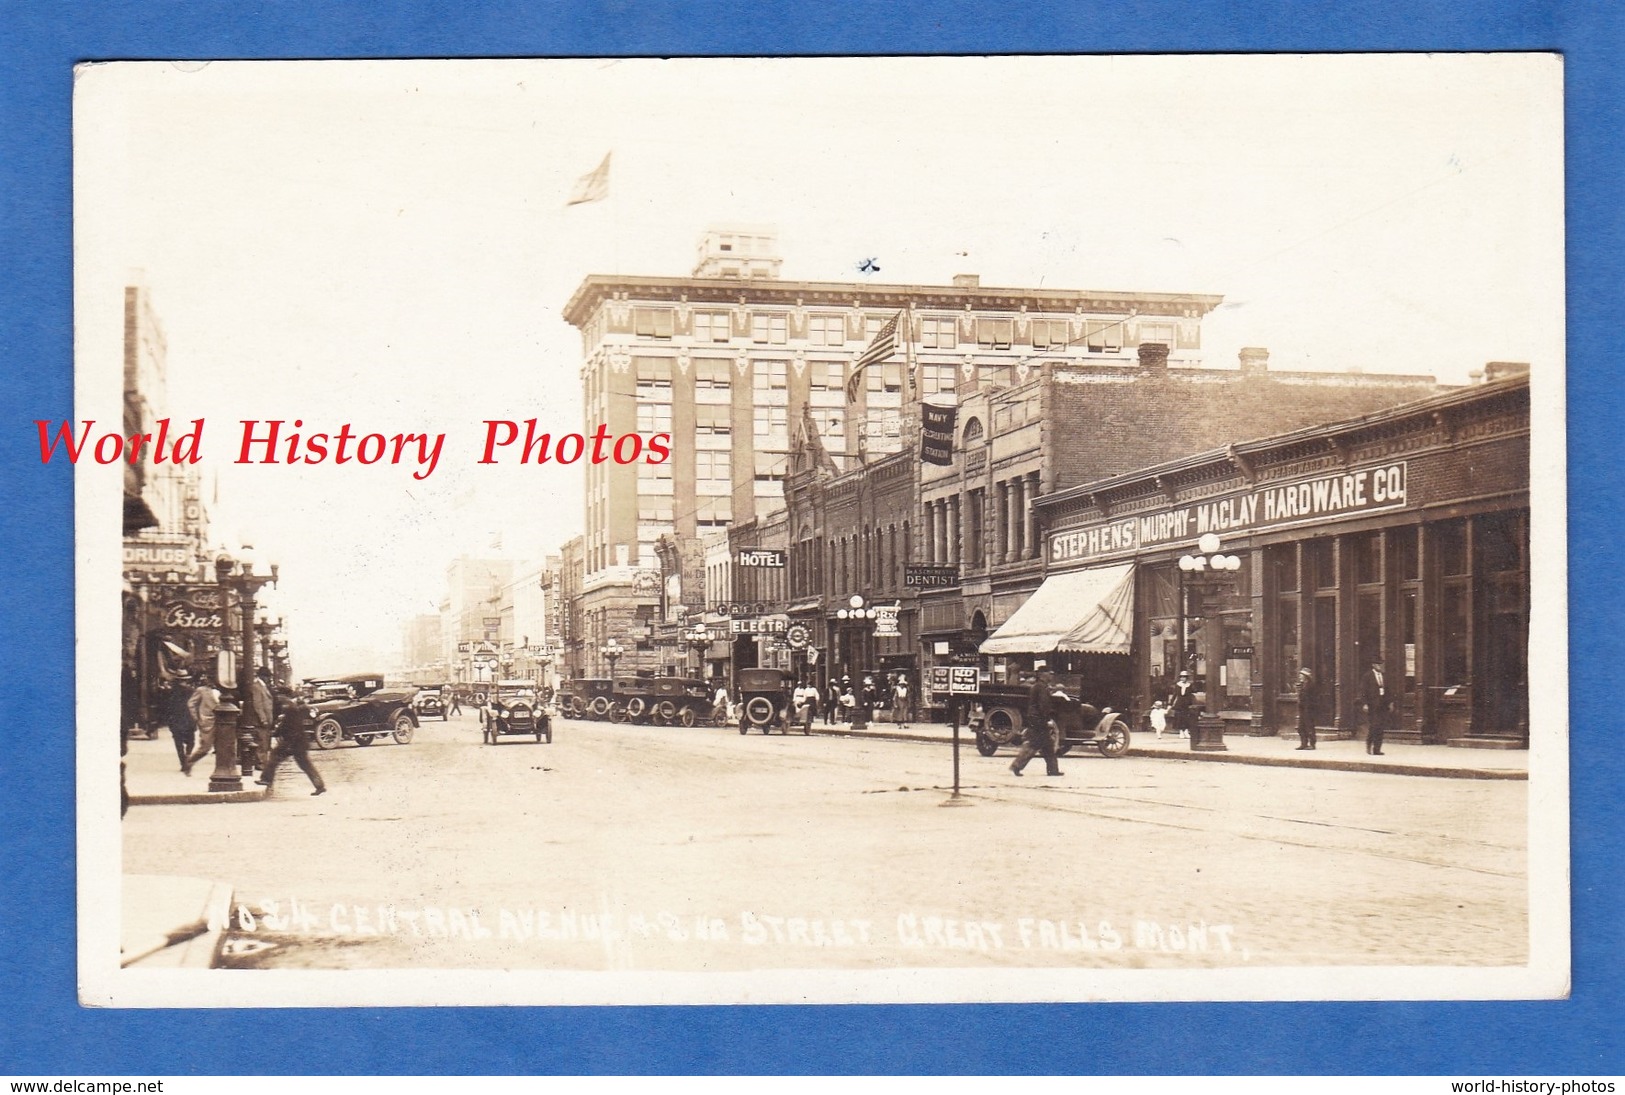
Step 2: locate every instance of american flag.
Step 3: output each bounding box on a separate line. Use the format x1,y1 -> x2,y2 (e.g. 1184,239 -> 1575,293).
566,152 -> 611,206
844,311 -> 901,403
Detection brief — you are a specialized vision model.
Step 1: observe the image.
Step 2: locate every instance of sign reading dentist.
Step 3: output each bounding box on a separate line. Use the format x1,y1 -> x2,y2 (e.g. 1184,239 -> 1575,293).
1050,460 -> 1409,566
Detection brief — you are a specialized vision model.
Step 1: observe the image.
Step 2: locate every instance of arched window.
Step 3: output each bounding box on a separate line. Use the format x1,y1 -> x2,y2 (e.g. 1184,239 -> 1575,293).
962,416 -> 985,445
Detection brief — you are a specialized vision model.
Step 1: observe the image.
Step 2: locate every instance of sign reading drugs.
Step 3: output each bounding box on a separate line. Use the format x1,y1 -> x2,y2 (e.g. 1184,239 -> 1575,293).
1049,460 -> 1408,566
920,400 -> 957,466
736,549 -> 786,569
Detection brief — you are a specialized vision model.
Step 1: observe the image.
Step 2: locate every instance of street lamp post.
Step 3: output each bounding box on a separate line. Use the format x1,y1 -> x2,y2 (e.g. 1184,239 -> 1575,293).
684,625 -> 711,678
210,550 -> 278,792
835,594 -> 879,728
601,638 -> 624,678
1177,533 -> 1242,752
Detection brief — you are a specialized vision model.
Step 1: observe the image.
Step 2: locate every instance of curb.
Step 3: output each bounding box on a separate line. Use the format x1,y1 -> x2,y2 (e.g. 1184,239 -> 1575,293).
129,787 -> 268,806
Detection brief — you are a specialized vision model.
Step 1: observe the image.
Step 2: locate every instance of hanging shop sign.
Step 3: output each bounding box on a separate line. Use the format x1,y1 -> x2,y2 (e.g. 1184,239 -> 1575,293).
785,624 -> 811,649
905,565 -> 959,589
730,615 -> 790,635
736,549 -> 786,568
123,537 -> 201,576
1049,460 -> 1409,566
873,603 -> 901,638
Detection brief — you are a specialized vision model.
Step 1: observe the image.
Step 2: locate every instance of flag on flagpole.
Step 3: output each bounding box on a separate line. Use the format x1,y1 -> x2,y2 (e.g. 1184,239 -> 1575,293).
844,310 -> 902,403
566,152 -> 611,206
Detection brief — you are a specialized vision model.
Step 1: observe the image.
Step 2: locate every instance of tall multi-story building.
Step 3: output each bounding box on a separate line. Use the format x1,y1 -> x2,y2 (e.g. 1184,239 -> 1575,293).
438,556 -> 513,686
561,227 -> 1225,676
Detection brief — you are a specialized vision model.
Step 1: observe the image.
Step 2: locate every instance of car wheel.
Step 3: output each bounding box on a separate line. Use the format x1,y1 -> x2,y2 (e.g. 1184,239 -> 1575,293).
987,707 -> 1021,744
738,720 -> 748,736
678,706 -> 697,728
355,732 -> 375,746
314,718 -> 343,750
590,696 -> 610,719
1098,718 -> 1130,758
609,703 -> 627,724
543,722 -> 553,744
744,696 -> 774,727
392,713 -> 415,745
626,697 -> 647,722
975,732 -> 998,757
654,700 -> 678,724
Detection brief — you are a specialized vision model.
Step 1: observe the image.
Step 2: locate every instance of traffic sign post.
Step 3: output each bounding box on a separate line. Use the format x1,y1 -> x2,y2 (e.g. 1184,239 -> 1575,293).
940,667 -> 980,808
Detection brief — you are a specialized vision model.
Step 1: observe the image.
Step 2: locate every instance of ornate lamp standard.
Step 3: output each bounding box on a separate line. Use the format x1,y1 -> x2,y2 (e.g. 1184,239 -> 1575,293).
210,549 -> 278,792
834,594 -> 879,727
683,624 -> 711,678
1177,533 -> 1242,752
601,638 -> 624,678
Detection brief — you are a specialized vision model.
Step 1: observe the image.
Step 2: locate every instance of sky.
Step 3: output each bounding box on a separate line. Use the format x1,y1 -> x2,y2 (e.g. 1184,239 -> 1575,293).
74,55 -> 1564,676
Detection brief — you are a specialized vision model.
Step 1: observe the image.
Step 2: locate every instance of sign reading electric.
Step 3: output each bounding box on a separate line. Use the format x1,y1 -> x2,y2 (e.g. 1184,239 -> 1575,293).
1050,461 -> 1408,566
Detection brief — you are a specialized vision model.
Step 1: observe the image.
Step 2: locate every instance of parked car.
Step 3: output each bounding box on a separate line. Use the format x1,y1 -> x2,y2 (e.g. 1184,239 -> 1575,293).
967,678 -> 1131,759
481,679 -> 552,745
414,684 -> 449,721
736,667 -> 803,735
559,678 -> 615,720
301,673 -> 420,749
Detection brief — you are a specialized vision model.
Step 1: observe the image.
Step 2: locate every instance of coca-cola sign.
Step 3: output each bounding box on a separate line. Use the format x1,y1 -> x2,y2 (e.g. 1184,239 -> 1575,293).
163,602 -> 224,630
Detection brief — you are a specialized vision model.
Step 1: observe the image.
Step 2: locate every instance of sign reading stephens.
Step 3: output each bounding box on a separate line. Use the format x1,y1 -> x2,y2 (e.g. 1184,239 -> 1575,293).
1049,461 -> 1409,566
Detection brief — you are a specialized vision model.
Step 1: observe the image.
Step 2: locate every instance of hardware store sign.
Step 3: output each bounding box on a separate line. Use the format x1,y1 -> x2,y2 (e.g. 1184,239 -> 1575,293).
1049,461 -> 1408,566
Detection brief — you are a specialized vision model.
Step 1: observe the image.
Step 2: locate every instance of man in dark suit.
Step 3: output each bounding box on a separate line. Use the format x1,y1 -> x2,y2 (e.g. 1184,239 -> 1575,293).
1167,670 -> 1200,739
1011,664 -> 1062,777
1295,667 -> 1318,750
1361,658 -> 1394,755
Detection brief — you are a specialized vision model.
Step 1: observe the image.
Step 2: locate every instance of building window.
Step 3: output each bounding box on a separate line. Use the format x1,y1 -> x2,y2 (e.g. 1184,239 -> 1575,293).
1085,319 -> 1124,353
866,361 -> 903,395
920,363 -> 956,395
695,450 -> 731,488
1391,526 -> 1420,582
694,358 -> 731,404
1308,538 -> 1336,589
921,316 -> 958,349
752,358 -> 789,402
1270,543 -> 1299,593
810,407 -> 845,443
692,310 -> 731,343
637,501 -> 673,521
636,401 -> 672,435
962,416 -> 984,445
1030,318 -> 1071,350
753,405 -> 788,445
1436,519 -> 1469,576
635,357 -> 672,397
807,314 -> 846,346
634,307 -> 674,340
1351,532 -> 1382,585
751,312 -> 788,344
976,317 -> 1013,349
993,400 -> 1029,432
1138,321 -> 1176,348
638,462 -> 674,495
695,496 -> 732,526
695,404 -> 731,448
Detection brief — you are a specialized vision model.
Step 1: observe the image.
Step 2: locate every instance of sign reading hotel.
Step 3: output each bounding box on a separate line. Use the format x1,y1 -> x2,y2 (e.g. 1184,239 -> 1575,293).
1049,461 -> 1408,566
736,549 -> 786,568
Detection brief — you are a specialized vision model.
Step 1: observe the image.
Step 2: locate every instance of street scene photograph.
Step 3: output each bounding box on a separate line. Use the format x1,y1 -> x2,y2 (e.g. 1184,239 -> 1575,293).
74,54 -> 1565,1007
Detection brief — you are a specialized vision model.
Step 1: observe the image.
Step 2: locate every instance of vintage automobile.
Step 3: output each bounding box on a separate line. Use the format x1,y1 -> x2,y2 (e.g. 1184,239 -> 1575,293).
607,676 -> 714,726
966,679 -> 1131,759
736,667 -> 805,735
481,679 -> 552,745
558,678 -> 616,720
413,684 -> 449,721
301,673 -> 420,749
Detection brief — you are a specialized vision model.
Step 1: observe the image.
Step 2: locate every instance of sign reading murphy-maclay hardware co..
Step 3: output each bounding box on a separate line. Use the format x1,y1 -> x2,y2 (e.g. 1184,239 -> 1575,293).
1048,460 -> 1409,566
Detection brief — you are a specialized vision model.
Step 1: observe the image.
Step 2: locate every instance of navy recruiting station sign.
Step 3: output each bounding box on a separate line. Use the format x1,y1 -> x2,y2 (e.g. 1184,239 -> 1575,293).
1050,460 -> 1409,566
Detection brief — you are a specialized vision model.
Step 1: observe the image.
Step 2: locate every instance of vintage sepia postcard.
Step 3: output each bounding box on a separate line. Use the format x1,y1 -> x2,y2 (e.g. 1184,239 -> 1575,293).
74,54 -> 1567,1007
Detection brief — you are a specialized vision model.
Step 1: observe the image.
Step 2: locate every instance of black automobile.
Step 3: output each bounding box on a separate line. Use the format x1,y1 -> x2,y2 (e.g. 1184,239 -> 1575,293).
413,684 -> 449,721
559,678 -> 615,720
301,673 -> 420,749
481,679 -> 552,745
736,667 -> 803,735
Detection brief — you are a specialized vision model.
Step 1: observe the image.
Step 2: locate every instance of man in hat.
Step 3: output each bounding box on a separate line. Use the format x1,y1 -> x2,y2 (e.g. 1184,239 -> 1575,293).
1167,670 -> 1200,739
1011,662 -> 1063,777
1361,658 -> 1394,755
257,686 -> 327,796
1295,667 -> 1318,750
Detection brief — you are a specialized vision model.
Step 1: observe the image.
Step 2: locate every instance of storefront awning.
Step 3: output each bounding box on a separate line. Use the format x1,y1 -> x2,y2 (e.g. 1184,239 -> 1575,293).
978,563 -> 1135,656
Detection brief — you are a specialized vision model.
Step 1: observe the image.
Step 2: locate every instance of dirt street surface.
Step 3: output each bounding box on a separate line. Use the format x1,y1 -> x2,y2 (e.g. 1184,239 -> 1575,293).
122,712 -> 1527,972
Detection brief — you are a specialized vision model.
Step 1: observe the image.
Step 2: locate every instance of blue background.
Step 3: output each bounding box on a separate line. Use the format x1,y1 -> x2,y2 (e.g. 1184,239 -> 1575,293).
2,0 -> 1618,1076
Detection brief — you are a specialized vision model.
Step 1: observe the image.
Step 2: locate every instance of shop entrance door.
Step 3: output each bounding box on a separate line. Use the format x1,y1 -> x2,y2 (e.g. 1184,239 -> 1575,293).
1311,595 -> 1338,726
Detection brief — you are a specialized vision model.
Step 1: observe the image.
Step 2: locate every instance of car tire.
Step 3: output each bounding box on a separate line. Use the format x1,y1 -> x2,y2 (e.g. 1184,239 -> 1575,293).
678,706 -> 697,728
590,696 -> 610,719
975,732 -> 999,757
313,718 -> 343,750
356,733 -> 375,746
987,707 -> 1021,743
392,713 -> 415,745
1098,718 -> 1130,758
626,697 -> 647,722
654,700 -> 678,724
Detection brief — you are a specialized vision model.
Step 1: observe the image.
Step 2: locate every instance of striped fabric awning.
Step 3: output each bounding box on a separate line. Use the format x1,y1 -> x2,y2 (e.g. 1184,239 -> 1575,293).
978,563 -> 1135,656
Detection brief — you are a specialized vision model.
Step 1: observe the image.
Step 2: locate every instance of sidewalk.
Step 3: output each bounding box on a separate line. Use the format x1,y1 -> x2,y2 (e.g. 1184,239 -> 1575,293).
124,731 -> 268,806
813,718 -> 1528,780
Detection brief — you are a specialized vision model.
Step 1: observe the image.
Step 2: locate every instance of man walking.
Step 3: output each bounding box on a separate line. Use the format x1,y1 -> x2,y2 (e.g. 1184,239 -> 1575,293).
447,690 -> 464,717
180,677 -> 221,776
248,669 -> 275,776
162,678 -> 195,770
1010,663 -> 1063,777
257,687 -> 327,796
1168,670 -> 1200,739
1361,658 -> 1394,755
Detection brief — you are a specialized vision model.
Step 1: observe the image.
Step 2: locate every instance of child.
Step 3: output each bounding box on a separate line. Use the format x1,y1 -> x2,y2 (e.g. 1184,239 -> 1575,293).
1148,699 -> 1168,738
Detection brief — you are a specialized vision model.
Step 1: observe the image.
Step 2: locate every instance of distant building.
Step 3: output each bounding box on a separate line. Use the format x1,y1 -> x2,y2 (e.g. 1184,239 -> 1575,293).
438,556 -> 514,686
